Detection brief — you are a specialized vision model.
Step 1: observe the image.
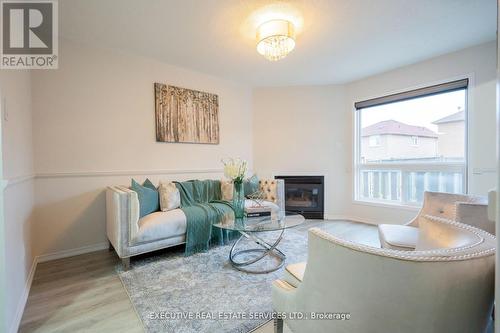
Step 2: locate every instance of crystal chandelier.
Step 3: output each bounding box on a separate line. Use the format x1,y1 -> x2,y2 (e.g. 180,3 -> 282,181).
256,19 -> 296,61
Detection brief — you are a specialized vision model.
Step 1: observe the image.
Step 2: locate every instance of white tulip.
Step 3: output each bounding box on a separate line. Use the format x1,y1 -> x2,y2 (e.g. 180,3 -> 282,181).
222,158 -> 247,182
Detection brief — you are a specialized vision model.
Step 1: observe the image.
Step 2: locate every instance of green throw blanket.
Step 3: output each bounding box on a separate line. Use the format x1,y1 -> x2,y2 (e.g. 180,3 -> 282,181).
175,179 -> 238,256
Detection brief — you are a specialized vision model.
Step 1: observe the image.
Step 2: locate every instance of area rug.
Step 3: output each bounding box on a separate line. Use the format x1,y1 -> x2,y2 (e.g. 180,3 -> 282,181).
118,229 -> 310,333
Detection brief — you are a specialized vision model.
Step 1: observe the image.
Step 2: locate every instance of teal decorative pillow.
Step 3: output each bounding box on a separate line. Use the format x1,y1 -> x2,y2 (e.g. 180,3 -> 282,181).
244,174 -> 260,197
131,179 -> 160,218
143,178 -> 157,191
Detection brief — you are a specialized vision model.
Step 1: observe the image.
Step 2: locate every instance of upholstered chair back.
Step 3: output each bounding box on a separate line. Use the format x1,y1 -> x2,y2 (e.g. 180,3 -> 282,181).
409,191 -> 487,227
273,218 -> 495,333
456,201 -> 495,235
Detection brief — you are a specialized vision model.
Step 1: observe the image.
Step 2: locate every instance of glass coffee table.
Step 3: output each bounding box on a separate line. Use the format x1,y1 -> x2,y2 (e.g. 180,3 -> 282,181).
214,211 -> 305,274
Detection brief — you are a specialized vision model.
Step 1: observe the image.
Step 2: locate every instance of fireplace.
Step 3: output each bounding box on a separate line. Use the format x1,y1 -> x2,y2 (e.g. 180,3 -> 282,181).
274,176 -> 324,219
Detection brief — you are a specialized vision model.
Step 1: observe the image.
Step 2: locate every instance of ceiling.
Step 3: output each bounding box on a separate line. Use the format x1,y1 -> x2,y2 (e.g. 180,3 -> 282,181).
60,0 -> 496,86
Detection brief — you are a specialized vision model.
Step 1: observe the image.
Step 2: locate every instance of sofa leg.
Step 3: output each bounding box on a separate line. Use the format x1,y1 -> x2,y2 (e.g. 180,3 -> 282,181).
122,257 -> 130,271
274,317 -> 283,333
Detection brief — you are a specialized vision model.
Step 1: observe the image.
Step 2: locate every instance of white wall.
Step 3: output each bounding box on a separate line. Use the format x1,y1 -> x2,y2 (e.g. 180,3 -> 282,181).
253,41 -> 497,224
31,39 -> 253,257
253,85 -> 350,218
0,70 -> 35,333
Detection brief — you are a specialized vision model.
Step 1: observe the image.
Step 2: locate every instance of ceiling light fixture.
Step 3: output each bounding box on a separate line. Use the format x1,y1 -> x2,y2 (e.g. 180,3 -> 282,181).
256,19 -> 295,61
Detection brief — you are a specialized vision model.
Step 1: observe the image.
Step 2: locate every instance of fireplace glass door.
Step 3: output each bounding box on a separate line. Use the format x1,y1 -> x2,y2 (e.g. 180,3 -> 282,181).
285,184 -> 321,210
275,175 -> 324,219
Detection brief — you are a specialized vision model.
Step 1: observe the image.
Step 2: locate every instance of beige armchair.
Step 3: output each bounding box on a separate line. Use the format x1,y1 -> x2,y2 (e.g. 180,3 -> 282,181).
378,191 -> 491,250
272,216 -> 495,333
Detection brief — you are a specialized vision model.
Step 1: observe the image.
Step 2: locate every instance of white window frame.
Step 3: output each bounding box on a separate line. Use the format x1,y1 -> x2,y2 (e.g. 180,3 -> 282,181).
353,77 -> 470,208
410,136 -> 419,146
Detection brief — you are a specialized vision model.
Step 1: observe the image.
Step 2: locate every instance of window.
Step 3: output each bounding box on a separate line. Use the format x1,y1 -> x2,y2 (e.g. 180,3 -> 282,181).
354,79 -> 467,205
369,135 -> 381,147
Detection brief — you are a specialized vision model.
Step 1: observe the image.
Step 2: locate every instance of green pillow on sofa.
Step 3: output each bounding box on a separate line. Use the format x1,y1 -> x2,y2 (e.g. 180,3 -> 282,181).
142,178 -> 157,191
131,178 -> 160,218
244,174 -> 260,197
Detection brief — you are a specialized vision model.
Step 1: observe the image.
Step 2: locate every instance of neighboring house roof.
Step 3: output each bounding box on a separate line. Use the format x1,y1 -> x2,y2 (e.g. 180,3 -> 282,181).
432,110 -> 465,124
362,120 -> 438,138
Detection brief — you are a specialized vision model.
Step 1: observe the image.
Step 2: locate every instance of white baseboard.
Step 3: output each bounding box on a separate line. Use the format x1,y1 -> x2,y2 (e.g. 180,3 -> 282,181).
9,241 -> 110,333
9,256 -> 38,333
324,214 -> 378,225
37,242 -> 109,263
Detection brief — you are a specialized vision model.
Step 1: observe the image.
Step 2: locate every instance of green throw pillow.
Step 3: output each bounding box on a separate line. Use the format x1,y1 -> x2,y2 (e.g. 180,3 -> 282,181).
131,179 -> 160,218
244,174 -> 260,197
143,178 -> 157,191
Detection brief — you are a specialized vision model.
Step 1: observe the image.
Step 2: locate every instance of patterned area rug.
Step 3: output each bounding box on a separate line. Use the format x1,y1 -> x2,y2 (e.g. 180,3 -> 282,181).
118,229 -> 310,333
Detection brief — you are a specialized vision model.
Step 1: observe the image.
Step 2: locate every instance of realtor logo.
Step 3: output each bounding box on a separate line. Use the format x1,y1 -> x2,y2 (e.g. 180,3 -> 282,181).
1,0 -> 58,69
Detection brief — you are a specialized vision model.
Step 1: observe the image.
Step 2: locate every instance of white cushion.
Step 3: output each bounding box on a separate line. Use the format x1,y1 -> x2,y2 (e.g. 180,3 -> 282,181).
378,224 -> 419,250
158,181 -> 180,212
133,209 -> 187,244
284,262 -> 306,287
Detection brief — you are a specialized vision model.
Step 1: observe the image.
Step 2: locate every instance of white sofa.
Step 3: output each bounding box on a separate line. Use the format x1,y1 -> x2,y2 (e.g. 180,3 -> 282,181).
272,216 -> 495,333
106,179 -> 285,269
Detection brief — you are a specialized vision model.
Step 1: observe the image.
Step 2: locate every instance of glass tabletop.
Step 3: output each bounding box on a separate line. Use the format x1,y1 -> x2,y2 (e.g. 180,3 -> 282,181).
213,211 -> 305,232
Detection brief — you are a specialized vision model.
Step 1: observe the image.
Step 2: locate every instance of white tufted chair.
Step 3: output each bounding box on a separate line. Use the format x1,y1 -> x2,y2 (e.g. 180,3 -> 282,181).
378,191 -> 491,250
272,216 -> 495,333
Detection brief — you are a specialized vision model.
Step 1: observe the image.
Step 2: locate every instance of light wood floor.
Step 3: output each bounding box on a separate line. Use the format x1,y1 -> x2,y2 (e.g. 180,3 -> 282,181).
19,250 -> 143,333
19,220 -> 378,333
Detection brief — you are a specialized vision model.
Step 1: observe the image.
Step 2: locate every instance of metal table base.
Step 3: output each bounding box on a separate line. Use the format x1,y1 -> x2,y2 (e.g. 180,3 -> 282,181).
229,229 -> 286,274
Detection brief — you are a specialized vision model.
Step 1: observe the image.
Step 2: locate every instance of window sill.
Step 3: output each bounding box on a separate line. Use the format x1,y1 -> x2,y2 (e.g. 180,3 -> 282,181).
352,199 -> 420,211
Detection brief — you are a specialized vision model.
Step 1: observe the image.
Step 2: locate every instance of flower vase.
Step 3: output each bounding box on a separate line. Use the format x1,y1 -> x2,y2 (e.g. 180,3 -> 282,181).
232,181 -> 245,219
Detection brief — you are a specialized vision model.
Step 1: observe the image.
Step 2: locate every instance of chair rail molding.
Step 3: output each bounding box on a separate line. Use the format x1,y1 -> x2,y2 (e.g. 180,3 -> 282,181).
5,174 -> 35,189
35,168 -> 225,179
